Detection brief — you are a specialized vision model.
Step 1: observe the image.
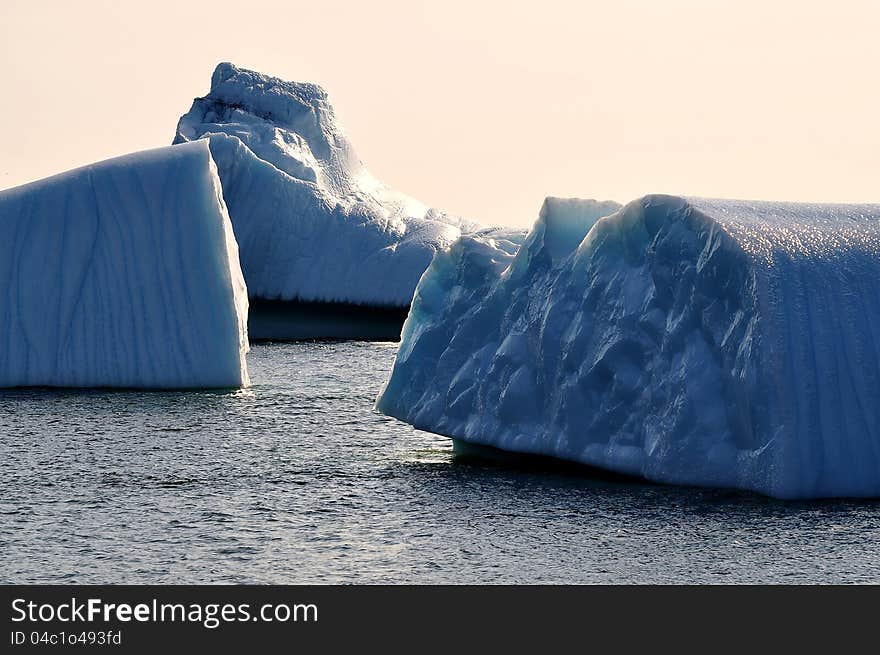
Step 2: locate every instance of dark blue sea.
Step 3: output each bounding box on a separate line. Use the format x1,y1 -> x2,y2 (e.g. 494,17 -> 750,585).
2,342 -> 878,583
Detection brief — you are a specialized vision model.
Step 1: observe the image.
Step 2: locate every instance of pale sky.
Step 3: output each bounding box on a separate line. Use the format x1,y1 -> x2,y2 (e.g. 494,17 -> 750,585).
1,0 -> 878,227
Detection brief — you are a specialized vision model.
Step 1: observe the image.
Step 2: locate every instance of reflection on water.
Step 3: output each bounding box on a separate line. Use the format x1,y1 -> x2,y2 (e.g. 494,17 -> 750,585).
1,341 -> 878,583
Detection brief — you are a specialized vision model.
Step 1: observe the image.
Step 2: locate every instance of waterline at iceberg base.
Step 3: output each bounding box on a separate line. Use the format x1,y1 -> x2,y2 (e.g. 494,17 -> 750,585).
247,299 -> 410,341
377,195 -> 880,499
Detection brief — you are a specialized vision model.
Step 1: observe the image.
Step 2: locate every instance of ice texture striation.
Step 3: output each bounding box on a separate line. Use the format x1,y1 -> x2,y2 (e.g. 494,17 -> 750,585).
0,141 -> 249,389
174,63 -> 472,307
377,195 -> 880,499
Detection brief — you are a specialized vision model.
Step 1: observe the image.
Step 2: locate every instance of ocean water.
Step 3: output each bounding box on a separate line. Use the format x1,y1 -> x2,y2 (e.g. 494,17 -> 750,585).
1,342 -> 878,584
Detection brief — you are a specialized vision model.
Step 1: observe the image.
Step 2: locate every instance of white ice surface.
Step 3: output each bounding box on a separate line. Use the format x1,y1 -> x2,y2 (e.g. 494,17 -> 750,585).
175,63 -> 473,307
378,195 -> 880,499
0,141 -> 249,388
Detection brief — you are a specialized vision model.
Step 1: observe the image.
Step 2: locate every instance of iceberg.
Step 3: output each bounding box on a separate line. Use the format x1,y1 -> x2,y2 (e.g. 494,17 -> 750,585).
174,63 -> 474,339
0,141 -> 249,389
377,195 -> 880,499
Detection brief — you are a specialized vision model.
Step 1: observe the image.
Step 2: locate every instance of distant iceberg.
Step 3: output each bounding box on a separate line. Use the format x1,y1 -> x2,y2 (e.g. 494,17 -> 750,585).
174,63 -> 475,339
377,195 -> 880,499
0,141 -> 249,389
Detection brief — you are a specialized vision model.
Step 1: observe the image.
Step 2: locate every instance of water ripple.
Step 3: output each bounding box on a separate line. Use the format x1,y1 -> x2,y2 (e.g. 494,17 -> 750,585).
1,342 -> 879,583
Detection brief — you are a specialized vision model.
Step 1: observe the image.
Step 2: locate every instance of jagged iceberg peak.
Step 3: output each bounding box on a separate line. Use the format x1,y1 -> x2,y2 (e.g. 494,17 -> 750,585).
177,62 -> 360,196
378,194 -> 880,499
173,63 -> 474,311
175,62 -> 458,226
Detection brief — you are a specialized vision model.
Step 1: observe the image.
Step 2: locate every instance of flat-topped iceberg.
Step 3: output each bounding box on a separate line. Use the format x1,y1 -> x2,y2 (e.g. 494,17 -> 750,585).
0,141 -> 249,388
377,195 -> 880,499
174,63 -> 474,337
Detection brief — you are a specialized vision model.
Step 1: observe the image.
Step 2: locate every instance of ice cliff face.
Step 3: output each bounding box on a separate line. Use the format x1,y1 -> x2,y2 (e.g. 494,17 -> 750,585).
0,141 -> 249,389
377,195 -> 880,499
174,63 -> 472,307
